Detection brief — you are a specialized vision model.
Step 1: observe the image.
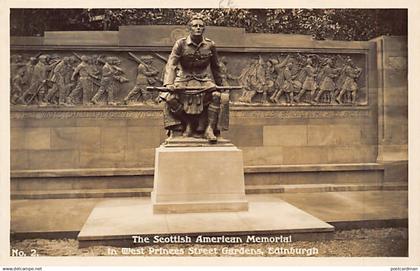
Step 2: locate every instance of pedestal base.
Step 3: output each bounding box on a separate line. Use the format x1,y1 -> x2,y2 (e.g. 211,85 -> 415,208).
152,145 -> 248,214
77,198 -> 334,248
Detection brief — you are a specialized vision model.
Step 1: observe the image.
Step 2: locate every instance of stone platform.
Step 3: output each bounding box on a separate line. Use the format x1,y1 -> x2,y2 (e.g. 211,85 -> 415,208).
152,145 -> 248,213
163,137 -> 234,147
77,197 -> 334,248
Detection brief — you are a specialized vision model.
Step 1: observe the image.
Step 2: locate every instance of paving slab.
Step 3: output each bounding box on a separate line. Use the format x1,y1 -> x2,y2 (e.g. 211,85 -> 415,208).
10,191 -> 408,239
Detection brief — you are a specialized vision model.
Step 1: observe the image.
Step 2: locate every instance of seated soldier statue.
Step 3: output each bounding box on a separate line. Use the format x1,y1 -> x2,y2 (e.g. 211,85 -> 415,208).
160,14 -> 229,143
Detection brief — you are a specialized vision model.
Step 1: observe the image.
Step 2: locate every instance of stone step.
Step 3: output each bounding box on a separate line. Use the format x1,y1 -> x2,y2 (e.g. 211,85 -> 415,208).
245,182 -> 408,194
11,182 -> 407,200
11,188 -> 153,200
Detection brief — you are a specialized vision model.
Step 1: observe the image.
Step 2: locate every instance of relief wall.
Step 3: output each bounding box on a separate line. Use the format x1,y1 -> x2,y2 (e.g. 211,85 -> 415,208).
10,27 -> 378,171
10,51 -> 367,107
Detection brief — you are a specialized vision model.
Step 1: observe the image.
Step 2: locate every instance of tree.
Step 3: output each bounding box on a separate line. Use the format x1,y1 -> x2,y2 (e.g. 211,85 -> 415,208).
10,8 -> 407,41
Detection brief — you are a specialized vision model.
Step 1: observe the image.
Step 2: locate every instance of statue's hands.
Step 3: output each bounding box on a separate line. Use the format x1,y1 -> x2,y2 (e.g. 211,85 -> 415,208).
166,84 -> 176,92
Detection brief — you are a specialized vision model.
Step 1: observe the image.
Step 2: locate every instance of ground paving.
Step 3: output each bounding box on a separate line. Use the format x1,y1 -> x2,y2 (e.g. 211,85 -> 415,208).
11,191 -> 408,235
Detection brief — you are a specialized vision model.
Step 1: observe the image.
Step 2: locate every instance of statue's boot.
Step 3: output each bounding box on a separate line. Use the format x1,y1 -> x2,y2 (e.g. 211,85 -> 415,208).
183,123 -> 193,137
204,125 -> 217,144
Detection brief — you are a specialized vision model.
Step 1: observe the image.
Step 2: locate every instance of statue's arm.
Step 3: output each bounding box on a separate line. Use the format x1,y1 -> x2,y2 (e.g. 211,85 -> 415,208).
210,42 -> 224,86
163,40 -> 182,86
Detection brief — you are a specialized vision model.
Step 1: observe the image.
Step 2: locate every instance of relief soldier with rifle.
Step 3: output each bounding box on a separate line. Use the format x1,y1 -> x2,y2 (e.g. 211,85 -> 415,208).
18,55 -> 60,105
66,54 -> 100,106
123,53 -> 161,105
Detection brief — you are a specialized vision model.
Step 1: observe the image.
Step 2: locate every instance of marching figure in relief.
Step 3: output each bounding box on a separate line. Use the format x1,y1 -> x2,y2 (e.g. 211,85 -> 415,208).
273,62 -> 302,104
238,56 -> 267,104
336,57 -> 362,104
11,68 -> 25,105
294,57 -> 318,104
66,55 -> 100,106
42,56 -> 74,105
269,55 -> 291,104
218,56 -> 239,86
314,58 -> 339,104
18,55 -> 59,105
123,54 -> 160,105
91,56 -> 129,106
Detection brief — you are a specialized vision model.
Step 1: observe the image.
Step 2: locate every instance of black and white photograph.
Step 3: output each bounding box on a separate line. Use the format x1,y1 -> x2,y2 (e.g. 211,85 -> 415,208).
1,1 -> 419,269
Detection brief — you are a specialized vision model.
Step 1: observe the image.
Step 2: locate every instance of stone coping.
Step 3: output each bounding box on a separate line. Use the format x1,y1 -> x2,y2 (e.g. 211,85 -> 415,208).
11,26 -> 372,50
11,163 -> 385,178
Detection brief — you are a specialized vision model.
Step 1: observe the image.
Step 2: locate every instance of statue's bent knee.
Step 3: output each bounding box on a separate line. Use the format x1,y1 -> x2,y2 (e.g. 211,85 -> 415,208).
166,94 -> 183,114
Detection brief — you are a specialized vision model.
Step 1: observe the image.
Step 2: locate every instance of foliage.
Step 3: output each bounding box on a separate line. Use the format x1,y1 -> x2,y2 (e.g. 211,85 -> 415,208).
10,8 -> 407,41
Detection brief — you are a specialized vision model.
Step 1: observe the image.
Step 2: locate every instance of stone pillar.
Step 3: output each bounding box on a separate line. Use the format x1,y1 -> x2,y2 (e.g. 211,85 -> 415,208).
372,36 -> 408,181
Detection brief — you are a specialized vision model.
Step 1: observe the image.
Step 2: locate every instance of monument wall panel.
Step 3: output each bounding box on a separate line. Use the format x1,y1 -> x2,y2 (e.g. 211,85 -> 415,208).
10,27 -> 404,188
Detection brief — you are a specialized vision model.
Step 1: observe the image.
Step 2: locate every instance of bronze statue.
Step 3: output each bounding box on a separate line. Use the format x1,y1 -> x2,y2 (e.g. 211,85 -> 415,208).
158,14 -> 235,143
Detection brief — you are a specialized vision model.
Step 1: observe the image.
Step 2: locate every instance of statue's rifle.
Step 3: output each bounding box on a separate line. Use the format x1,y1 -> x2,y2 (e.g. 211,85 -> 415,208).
146,85 -> 242,95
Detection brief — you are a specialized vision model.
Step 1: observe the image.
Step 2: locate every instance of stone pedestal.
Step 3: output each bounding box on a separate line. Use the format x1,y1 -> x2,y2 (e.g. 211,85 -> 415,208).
151,145 -> 249,213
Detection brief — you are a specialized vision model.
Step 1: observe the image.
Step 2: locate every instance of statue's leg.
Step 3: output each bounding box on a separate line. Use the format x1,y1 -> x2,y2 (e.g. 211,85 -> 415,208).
205,92 -> 221,143
164,93 -> 186,138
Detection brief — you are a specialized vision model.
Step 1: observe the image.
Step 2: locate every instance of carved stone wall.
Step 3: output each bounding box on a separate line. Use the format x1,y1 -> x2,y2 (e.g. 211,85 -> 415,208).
10,26 -> 383,172
10,51 -> 367,107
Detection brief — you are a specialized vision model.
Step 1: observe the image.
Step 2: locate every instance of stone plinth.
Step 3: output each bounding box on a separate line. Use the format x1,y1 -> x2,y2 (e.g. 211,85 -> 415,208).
77,198 -> 334,248
152,145 -> 248,213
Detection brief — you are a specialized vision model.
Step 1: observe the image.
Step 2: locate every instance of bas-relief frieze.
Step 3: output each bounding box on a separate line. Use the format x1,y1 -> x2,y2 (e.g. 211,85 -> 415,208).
10,51 -> 367,108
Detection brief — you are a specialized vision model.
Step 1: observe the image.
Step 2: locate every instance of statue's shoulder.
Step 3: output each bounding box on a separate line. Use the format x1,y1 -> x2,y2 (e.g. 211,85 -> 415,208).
172,37 -> 187,48
204,37 -> 214,43
204,37 -> 216,47
175,37 -> 187,43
